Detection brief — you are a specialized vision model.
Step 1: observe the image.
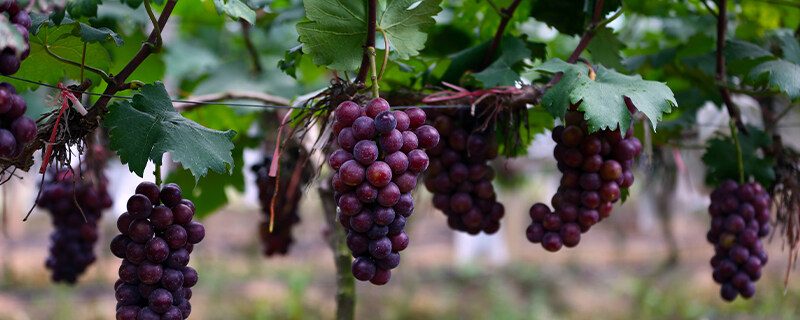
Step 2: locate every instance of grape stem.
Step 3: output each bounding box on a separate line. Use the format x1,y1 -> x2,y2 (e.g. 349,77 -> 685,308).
354,0 -> 378,85
368,46 -> 379,98
729,120 -> 745,184
377,28 -> 389,81
154,164 -> 162,187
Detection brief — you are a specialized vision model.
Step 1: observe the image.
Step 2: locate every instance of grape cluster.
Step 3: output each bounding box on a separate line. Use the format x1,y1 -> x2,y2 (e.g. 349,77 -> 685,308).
526,109 -> 641,251
112,182 -> 204,320
422,108 -> 504,234
0,82 -> 36,157
707,180 -> 770,302
329,98 -> 439,285
252,147 -> 311,256
39,170 -> 112,283
0,1 -> 31,76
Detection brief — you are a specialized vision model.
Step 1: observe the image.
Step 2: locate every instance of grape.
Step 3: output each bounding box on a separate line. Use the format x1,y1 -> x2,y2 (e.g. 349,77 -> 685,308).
0,128 -> 16,157
112,182 -> 204,317
707,180 -> 770,302
374,111 -> 398,134
526,109 -> 642,251
40,169 -> 112,284
0,51 -> 20,76
330,100 -> 437,285
10,116 -> 35,143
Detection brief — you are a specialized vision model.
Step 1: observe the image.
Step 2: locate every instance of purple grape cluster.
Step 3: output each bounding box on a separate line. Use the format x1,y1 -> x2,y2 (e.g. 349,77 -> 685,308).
111,182 -> 204,320
0,1 -> 31,75
39,170 -> 112,283
526,109 -> 641,251
422,108 -> 504,235
0,82 -> 36,157
708,180 -> 770,302
329,98 -> 439,285
253,149 -> 311,256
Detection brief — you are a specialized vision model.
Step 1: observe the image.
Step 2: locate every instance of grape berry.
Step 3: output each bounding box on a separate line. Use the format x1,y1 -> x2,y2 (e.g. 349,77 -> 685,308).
113,182 -> 204,319
0,82 -> 37,157
527,108 -> 641,251
40,170 -> 112,283
0,1 -> 32,76
330,98 -> 438,285
708,180 -> 770,302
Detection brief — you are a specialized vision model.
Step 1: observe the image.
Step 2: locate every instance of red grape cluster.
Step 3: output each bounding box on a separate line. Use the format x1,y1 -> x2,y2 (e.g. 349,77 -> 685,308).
0,82 -> 37,157
708,180 -> 770,302
422,108 -> 504,235
40,170 -> 112,283
0,1 -> 31,75
526,109 -> 641,251
253,149 -> 311,256
329,98 -> 439,285
111,182 -> 204,320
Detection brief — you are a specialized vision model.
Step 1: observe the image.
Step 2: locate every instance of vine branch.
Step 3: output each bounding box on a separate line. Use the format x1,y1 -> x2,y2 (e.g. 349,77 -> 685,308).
481,0 -> 523,70
143,0 -> 162,49
241,19 -> 263,73
715,0 -> 749,134
354,0 -> 377,85
173,91 -> 292,111
546,0 -> 607,88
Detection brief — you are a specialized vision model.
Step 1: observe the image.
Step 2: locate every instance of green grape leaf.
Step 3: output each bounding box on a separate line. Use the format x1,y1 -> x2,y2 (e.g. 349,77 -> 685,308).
535,58 -> 677,135
106,82 -> 237,180
702,125 -> 775,187
725,40 -> 772,61
472,36 -> 531,87
74,23 -> 124,46
278,44 -> 303,79
213,0 -> 257,24
586,27 -> 625,70
0,18 -> 27,57
66,0 -> 102,19
4,24 -> 111,92
297,0 -> 441,71
440,39 -> 491,84
747,59 -> 800,100
121,0 -> 144,8
775,29 -> 800,65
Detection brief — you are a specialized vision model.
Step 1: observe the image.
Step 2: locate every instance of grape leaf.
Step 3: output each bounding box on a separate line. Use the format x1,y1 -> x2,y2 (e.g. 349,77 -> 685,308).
66,0 -> 102,19
725,39 -> 772,61
440,39 -> 491,83
4,24 -> 111,92
775,30 -> 800,65
121,0 -> 144,8
30,13 -> 123,46
535,58 -> 677,135
106,82 -> 237,181
278,44 -> 303,79
747,59 -> 800,100
472,36 -> 531,87
586,27 -> 625,70
296,0 -> 441,71
213,0 -> 257,24
0,18 -> 27,57
702,125 -> 775,187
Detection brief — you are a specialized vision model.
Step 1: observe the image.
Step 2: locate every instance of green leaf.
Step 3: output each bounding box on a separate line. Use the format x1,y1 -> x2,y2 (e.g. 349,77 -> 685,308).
774,30 -> 800,65
535,58 -> 677,135
702,125 -> 775,187
529,0 -> 585,36
297,0 -> 441,71
74,23 -> 124,46
106,82 -> 237,180
0,18 -> 27,57
66,0 -> 102,19
725,39 -> 772,61
4,24 -> 111,92
278,44 -> 303,79
440,39 -> 491,83
586,27 -> 625,70
213,0 -> 257,24
472,36 -> 531,87
747,59 -> 800,100
121,0 -> 144,8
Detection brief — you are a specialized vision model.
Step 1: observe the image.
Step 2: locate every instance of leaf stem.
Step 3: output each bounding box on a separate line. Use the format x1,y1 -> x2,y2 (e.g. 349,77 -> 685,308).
44,45 -> 114,84
481,0 -> 523,70
729,120 -> 745,184
368,46 -> 379,98
377,28 -> 389,81
355,0 -> 377,85
154,163 -> 162,187
593,3 -> 625,31
143,0 -> 162,49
